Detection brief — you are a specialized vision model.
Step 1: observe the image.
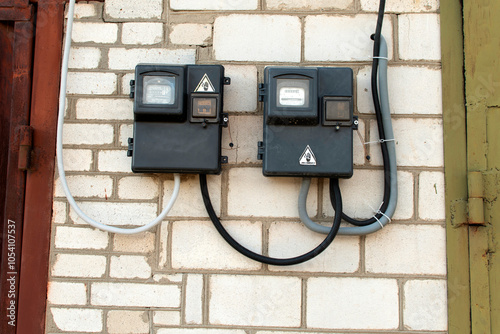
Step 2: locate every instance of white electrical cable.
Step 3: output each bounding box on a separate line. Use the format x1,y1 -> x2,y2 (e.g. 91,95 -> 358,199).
56,0 -> 181,234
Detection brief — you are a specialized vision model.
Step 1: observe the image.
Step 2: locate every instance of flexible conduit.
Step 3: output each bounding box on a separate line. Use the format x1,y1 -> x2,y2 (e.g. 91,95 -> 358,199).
299,36 -> 397,235
56,0 -> 180,234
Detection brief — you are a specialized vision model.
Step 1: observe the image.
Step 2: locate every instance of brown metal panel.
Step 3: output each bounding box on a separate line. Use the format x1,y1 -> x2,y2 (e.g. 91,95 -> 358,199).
0,6 -> 32,21
16,0 -> 64,333
0,19 -> 33,334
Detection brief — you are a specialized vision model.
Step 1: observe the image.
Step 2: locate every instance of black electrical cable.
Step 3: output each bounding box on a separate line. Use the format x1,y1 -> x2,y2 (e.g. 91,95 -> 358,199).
332,0 -> 391,227
200,174 -> 343,266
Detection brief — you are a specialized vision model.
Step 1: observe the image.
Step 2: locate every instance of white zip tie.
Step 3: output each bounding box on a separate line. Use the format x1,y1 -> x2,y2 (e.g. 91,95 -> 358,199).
367,202 -> 391,228
364,138 -> 395,145
371,56 -> 389,60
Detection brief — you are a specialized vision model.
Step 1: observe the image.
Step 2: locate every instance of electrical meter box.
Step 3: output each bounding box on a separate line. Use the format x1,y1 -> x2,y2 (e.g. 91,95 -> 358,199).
128,64 -> 228,174
258,67 -> 356,178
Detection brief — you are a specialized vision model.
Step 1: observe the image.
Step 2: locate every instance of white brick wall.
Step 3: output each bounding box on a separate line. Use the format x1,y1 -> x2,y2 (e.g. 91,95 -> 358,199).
72,22 -> 118,44
122,22 -> 164,45
307,277 -> 399,329
104,0 -> 163,20
209,275 -> 302,327
170,0 -> 259,11
107,310 -> 149,334
304,15 -> 393,61
214,15 -> 301,62
50,2 -> 447,333
170,24 -> 212,45
267,0 -> 353,10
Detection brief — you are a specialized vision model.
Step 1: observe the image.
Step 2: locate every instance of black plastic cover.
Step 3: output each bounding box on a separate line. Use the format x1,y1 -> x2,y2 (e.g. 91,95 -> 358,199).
131,64 -> 225,174
261,67 -> 354,178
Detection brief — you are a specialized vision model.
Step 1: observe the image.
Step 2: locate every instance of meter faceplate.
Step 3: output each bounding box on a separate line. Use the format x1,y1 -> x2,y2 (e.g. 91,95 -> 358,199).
259,67 -> 355,178
130,64 -> 226,174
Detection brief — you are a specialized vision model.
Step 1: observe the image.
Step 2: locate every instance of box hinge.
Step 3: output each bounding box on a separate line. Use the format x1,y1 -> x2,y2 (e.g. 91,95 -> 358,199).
468,171 -> 485,225
18,125 -> 33,171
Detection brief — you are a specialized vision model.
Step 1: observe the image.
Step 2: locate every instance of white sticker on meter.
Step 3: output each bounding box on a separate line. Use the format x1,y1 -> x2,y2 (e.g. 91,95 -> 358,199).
279,87 -> 306,106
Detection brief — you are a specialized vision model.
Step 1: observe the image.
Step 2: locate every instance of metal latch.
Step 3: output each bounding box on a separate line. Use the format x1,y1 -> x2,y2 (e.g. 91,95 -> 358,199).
18,125 -> 33,171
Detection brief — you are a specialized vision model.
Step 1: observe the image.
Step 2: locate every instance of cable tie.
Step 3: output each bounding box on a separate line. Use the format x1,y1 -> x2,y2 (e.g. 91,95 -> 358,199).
364,138 -> 395,145
374,215 -> 384,229
370,56 -> 389,60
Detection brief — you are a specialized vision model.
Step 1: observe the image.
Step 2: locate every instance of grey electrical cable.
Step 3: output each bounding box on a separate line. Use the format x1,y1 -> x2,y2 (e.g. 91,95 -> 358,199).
56,0 -> 181,234
298,36 -> 397,236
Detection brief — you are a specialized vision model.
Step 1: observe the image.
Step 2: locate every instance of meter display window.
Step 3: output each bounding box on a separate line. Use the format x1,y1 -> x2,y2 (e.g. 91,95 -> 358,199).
276,79 -> 310,108
325,99 -> 351,121
143,76 -> 176,105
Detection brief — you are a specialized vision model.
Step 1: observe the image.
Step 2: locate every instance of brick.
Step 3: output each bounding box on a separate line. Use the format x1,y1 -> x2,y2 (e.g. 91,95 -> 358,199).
98,150 -> 132,173
110,255 -> 152,279
108,48 -> 196,70
122,22 -> 164,45
118,176 -> 159,199
404,279 -> 448,330
50,308 -> 103,332
370,118 -> 444,167
221,115 -> 262,164
104,0 -> 163,20
163,174 -> 221,217
170,0 -> 258,10
158,330 -> 246,334
72,22 -> 118,43
305,15 -> 393,61
418,171 -> 445,220
76,98 -> 133,120
214,15 -> 301,62
91,282 -> 180,307
52,254 -> 106,278
399,14 -> 441,60
62,149 -> 93,171
107,311 -> 149,334
322,170 -> 414,220
307,277 -> 399,329
357,66 -> 443,115
185,274 -> 203,324
223,65 -> 258,112
113,232 -> 155,253
119,124 -> 133,147
158,221 -> 169,268
365,224 -> 447,275
171,220 -> 262,270
209,275 -> 301,327
66,72 -> 117,95
69,201 -> 158,226
267,0 -> 353,10
361,0 -> 439,13
268,222 -> 360,273
54,226 -> 109,250
68,47 -> 101,69
54,175 -> 113,198
153,311 -> 181,326
66,3 -> 100,19
170,24 -> 211,45
227,167 -> 317,217
47,282 -> 87,305
52,201 -> 67,224
62,124 -> 114,145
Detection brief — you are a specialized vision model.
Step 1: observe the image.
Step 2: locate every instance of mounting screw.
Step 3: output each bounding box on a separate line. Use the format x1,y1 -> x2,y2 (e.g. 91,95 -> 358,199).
223,117 -> 228,123
354,119 -> 359,125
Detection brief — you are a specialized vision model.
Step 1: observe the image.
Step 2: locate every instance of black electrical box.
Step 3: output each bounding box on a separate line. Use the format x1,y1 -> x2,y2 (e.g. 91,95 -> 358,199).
258,67 -> 356,178
128,64 -> 228,174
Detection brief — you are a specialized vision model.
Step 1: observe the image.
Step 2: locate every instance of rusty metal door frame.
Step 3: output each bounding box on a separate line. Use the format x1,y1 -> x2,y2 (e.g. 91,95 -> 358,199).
0,1 -> 64,333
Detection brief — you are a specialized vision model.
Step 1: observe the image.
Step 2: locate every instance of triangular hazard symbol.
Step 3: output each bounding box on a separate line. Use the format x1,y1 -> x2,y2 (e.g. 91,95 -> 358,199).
194,74 -> 215,92
299,145 -> 317,166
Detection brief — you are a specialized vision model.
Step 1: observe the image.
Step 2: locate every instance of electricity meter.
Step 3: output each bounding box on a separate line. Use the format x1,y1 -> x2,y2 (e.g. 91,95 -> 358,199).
128,64 -> 229,174
258,67 -> 356,177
